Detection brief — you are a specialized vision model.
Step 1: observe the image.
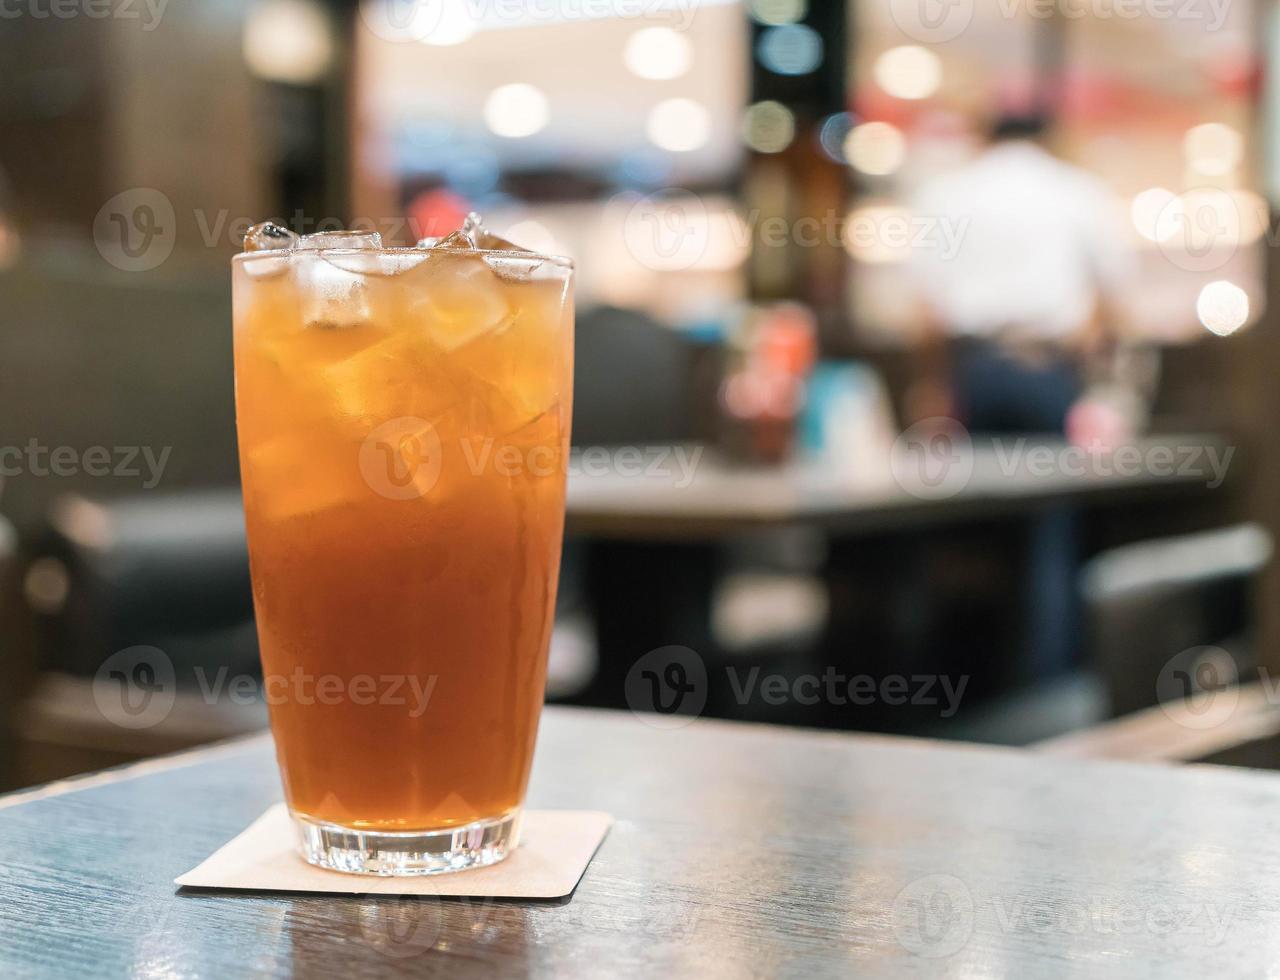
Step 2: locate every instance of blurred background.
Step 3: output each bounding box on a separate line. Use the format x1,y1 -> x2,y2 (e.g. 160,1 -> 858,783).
3,0 -> 1280,789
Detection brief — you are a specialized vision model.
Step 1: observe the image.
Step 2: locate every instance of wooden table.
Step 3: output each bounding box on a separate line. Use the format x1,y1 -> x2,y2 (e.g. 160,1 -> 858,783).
2,705 -> 1275,977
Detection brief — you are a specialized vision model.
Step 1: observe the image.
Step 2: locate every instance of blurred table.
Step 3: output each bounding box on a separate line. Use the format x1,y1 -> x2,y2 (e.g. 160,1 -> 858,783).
568,434 -> 1234,707
1,705 -> 1275,977
565,433 -> 1233,539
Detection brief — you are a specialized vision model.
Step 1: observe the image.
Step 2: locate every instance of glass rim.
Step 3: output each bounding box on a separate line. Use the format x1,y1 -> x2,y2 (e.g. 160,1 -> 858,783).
233,246 -> 574,271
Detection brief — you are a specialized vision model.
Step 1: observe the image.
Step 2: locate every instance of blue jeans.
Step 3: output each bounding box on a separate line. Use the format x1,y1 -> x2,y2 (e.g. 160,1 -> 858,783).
953,339 -> 1081,679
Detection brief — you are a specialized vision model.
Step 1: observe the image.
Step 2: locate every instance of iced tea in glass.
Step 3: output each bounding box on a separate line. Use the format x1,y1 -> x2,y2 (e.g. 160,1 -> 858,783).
232,218 -> 573,874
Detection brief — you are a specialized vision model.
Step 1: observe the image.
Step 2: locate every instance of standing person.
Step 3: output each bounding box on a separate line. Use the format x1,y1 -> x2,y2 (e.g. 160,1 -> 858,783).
908,112 -> 1134,681
908,112 -> 1132,432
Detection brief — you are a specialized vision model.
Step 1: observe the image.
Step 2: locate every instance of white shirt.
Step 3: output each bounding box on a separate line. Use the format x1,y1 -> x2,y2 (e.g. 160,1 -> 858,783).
910,142 -> 1131,340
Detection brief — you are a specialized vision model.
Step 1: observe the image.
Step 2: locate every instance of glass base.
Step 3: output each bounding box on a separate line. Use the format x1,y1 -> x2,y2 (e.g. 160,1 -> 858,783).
294,808 -> 521,876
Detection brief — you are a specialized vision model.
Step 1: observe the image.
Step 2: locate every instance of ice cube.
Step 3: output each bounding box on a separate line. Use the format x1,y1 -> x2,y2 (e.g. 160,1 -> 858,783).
407,253 -> 516,350
244,221 -> 299,252
433,229 -> 477,250
484,252 -> 549,283
463,212 -> 526,251
420,213 -> 522,252
416,213 -> 547,254
296,253 -> 372,330
321,250 -> 426,277
423,213 -> 489,249
358,415 -> 442,502
322,330 -> 462,428
448,277 -> 565,433
243,435 -> 363,523
239,253 -> 290,280
296,230 -> 383,250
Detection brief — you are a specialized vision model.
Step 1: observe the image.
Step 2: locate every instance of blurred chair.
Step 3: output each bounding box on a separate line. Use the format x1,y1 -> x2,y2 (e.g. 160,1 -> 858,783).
1035,682 -> 1280,764
13,489 -> 262,783
571,305 -> 704,447
562,305 -> 715,704
1081,523 -> 1269,718
31,490 -> 257,680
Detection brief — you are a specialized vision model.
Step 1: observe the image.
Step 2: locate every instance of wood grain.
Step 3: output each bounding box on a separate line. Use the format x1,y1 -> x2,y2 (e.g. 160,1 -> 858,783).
1,705 -> 1277,977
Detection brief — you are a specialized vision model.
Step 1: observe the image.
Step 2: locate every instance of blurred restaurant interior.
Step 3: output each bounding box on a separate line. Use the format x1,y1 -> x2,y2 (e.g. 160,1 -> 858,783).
4,0 -> 1280,788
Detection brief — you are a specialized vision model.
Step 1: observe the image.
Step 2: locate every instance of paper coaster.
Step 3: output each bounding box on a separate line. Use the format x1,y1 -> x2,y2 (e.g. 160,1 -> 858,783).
176,805 -> 612,899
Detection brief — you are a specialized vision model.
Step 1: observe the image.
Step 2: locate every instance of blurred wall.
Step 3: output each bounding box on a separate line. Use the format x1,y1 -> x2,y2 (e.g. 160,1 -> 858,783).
0,1 -> 280,533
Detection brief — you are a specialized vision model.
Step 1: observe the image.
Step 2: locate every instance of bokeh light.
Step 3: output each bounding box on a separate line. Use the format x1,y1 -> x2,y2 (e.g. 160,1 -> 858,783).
873,46 -> 941,100
243,0 -> 333,85
1157,188 -> 1241,253
1196,280 -> 1249,336
747,0 -> 806,25
1130,187 -> 1177,242
843,204 -> 913,263
756,24 -> 823,76
742,101 -> 796,154
1183,123 -> 1243,177
647,98 -> 712,152
483,83 -> 550,138
818,112 -> 855,162
360,0 -> 475,45
623,199 -> 750,271
845,121 -> 906,176
624,27 -> 693,81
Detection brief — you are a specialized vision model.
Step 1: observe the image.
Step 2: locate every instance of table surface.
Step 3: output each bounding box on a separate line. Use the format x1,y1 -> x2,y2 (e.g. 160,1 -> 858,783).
2,705 -> 1278,978
566,433 -> 1231,538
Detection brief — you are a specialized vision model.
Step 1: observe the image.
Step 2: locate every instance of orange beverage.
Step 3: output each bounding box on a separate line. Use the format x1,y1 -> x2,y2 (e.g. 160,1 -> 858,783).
232,221 -> 572,874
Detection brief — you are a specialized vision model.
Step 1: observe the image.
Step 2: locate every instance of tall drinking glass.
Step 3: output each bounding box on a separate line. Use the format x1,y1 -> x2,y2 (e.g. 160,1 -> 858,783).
232,225 -> 573,874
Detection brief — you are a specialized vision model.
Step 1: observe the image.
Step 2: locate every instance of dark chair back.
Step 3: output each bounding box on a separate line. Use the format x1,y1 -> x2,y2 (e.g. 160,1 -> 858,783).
572,306 -> 701,447
1082,524 -> 1269,717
